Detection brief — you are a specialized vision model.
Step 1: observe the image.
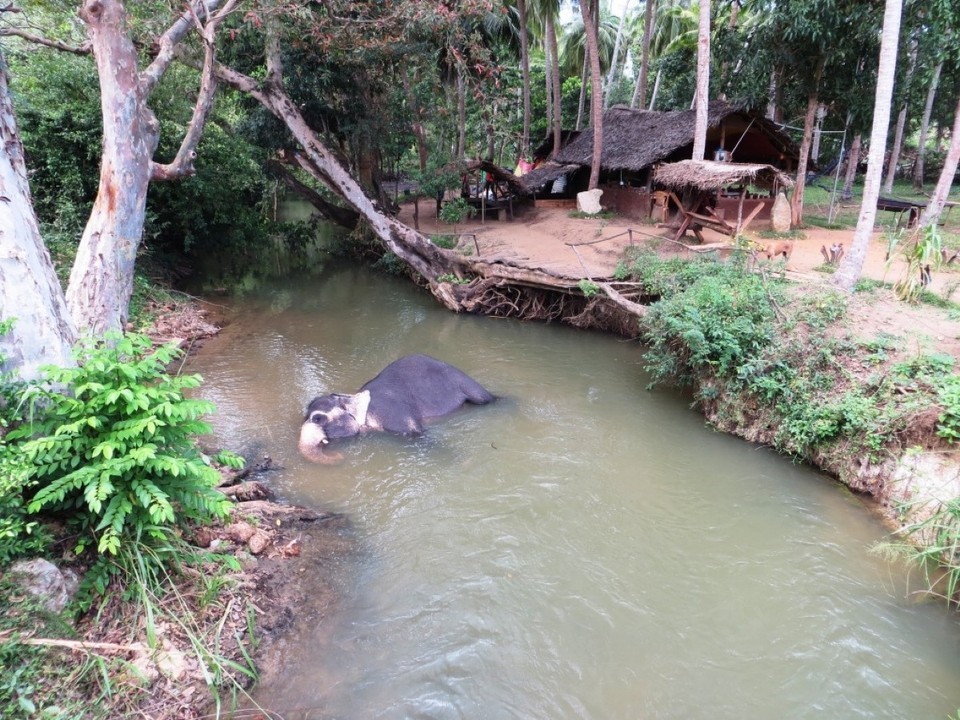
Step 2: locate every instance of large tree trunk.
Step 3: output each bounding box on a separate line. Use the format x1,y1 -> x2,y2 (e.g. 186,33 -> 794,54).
841,132 -> 862,200
581,0 -> 604,189
65,0 -> 229,335
604,0 -> 629,108
691,0 -> 710,161
917,94 -> 960,228
912,59 -> 942,190
65,0 -> 158,336
790,58 -> 825,226
0,51 -> 76,378
456,68 -> 466,160
834,0 -> 903,292
631,0 -> 656,109
547,12 -> 563,156
518,0 -> 531,158
401,70 -> 429,172
882,38 -> 917,194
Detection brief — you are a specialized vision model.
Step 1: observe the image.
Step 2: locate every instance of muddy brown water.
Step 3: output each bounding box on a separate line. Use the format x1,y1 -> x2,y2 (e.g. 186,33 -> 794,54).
186,263 -> 960,719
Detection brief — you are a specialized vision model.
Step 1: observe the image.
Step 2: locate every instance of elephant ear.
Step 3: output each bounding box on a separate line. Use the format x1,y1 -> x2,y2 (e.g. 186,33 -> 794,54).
344,390 -> 371,426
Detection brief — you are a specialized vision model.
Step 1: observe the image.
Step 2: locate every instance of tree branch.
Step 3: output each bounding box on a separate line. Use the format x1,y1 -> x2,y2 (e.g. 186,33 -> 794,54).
268,159 -> 360,229
141,0 -> 229,95
150,0 -> 240,181
0,27 -> 90,55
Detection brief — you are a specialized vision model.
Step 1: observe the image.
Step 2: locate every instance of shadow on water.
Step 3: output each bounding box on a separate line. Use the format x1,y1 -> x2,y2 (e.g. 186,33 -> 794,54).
184,260 -> 960,720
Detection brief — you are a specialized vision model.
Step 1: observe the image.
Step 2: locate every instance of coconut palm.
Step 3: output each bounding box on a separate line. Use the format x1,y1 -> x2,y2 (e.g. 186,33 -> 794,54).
833,0 -> 904,292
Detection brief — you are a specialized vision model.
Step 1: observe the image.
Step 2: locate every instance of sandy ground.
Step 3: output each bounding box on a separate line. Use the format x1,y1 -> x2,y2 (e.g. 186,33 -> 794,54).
397,199 -> 960,363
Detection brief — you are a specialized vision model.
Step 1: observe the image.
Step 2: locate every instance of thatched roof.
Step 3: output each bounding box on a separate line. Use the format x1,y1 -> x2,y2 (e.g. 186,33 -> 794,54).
519,163 -> 581,192
542,100 -> 795,172
654,160 -> 794,191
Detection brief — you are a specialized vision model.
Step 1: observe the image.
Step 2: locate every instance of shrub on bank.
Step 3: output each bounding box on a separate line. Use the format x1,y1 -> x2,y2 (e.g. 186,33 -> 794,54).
0,333 -> 253,716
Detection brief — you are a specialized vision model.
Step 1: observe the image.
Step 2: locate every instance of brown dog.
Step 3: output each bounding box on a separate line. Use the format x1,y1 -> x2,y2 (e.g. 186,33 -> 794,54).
756,240 -> 794,262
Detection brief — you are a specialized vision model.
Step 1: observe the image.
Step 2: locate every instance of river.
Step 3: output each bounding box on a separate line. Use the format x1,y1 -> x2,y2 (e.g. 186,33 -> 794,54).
185,263 -> 960,719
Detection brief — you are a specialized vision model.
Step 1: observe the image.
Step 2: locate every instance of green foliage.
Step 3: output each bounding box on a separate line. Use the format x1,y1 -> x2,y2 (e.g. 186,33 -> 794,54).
9,333 -> 240,563
430,235 -> 458,249
891,224 -> 943,303
0,538 -> 255,718
0,320 -> 52,564
578,279 -> 600,297
0,576 -> 92,719
436,273 -> 471,285
438,197 -> 475,226
632,256 -> 780,385
881,497 -> 960,609
936,376 -> 960,443
568,210 -> 616,220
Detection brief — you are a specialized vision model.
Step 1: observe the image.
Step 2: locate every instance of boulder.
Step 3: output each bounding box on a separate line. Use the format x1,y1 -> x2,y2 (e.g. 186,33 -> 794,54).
9,558 -> 79,613
771,191 -> 791,232
576,189 -> 604,215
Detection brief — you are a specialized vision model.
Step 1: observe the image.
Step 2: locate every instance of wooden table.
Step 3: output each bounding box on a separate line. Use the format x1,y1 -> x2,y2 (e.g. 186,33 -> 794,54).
665,191 -> 766,242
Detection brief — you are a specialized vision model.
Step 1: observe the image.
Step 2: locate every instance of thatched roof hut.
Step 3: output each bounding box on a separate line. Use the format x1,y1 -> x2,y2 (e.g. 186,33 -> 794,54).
520,100 -> 798,194
654,160 -> 794,193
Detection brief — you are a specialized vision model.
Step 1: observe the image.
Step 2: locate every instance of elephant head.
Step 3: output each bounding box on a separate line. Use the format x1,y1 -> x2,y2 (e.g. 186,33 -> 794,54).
297,391 -> 371,464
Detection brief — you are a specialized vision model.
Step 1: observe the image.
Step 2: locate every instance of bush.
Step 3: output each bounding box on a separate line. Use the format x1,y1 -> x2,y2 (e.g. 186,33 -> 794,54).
8,333 -> 241,564
639,259 -> 780,384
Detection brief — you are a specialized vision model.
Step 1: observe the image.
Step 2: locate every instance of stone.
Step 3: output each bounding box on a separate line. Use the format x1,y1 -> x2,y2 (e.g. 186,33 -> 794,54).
9,558 -> 79,613
771,191 -> 791,232
576,189 -> 604,215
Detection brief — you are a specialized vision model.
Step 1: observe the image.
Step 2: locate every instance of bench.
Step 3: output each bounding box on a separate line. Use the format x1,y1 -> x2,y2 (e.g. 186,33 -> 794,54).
877,197 -> 924,229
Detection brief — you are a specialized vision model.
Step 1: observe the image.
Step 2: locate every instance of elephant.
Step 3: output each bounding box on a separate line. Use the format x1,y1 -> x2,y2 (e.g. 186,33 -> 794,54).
298,354 -> 494,463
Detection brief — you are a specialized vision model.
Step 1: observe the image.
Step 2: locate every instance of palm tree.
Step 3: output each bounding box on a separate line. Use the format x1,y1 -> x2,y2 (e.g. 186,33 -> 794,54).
691,0 -> 710,160
833,0 -> 904,292
529,0 -> 563,155
580,0 -> 604,189
630,0 -> 656,108
917,94 -> 960,228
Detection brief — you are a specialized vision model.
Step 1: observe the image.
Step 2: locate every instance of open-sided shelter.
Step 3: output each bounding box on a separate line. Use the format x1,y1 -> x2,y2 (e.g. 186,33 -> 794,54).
653,159 -> 794,240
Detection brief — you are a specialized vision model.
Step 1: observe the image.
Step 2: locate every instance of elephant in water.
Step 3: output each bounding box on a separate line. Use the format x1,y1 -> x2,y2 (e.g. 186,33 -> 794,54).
298,354 -> 495,463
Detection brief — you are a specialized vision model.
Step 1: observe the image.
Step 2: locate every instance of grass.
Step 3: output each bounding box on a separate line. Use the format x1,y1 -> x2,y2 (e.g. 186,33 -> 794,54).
0,540 -> 260,718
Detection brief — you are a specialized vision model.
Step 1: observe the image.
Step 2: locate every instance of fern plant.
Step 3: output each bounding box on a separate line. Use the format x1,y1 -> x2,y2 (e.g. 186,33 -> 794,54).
11,333 -> 241,558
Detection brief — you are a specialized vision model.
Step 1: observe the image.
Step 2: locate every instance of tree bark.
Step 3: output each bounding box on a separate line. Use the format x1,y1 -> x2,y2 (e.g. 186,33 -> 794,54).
790,58 -> 825,226
0,51 -> 76,378
580,0 -> 604,189
576,53 -> 588,130
631,0 -> 656,109
917,94 -> 960,228
604,0 -> 629,108
401,70 -> 429,172
691,0 -> 710,161
882,37 -> 917,194
456,68 -> 466,160
841,132 -> 861,200
547,12 -> 562,156
65,0 -> 230,335
518,0 -> 531,157
833,0 -> 903,292
912,59 -> 942,190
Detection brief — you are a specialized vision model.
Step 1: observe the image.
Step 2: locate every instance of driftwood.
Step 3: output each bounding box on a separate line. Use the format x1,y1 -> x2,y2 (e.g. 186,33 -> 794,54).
820,243 -> 845,265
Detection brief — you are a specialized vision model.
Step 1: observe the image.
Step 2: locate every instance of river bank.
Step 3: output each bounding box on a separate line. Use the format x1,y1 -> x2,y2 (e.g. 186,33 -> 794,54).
398,198 -> 960,544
